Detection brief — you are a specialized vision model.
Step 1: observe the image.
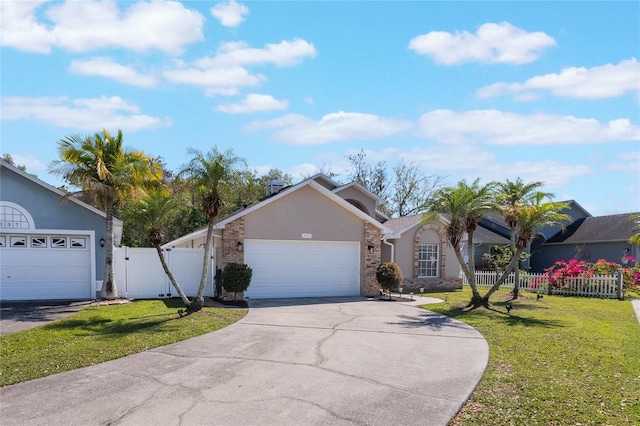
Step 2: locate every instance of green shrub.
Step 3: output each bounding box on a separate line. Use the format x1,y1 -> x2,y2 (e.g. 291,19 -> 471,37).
222,263 -> 253,300
376,262 -> 403,292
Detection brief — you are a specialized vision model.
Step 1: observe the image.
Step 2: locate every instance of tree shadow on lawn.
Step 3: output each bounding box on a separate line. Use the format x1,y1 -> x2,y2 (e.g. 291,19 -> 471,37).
42,314 -> 176,337
446,304 -> 565,329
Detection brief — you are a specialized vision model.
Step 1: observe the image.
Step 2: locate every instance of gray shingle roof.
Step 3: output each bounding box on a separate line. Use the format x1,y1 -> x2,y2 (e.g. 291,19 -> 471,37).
545,213 -> 639,244
473,225 -> 511,245
382,215 -> 423,235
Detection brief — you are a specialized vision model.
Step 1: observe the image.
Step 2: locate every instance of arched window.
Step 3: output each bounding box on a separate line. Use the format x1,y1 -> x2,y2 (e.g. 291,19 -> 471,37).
0,202 -> 35,230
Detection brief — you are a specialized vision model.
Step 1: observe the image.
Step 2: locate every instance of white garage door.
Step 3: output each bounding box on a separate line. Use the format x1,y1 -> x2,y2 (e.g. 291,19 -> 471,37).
0,234 -> 92,301
244,239 -> 361,299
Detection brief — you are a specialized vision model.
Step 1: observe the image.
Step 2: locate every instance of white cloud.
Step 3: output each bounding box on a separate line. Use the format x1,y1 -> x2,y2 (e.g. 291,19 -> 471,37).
247,111 -> 413,144
164,39 -> 316,96
479,160 -> 592,189
218,94 -> 288,114
196,39 -> 317,68
69,57 -> 157,88
9,155 -> 47,171
1,0 -> 204,54
0,1 -> 55,53
163,65 -> 264,96
418,110 -> 640,145
478,58 -> 640,100
409,22 -> 556,65
211,0 -> 249,27
1,96 -> 171,132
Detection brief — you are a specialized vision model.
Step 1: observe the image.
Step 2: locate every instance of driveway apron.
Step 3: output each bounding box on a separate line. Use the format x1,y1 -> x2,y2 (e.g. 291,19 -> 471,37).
0,297 -> 488,426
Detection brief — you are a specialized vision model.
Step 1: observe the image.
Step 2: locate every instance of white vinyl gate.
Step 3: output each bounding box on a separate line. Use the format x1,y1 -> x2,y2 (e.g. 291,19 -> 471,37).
114,247 -> 213,299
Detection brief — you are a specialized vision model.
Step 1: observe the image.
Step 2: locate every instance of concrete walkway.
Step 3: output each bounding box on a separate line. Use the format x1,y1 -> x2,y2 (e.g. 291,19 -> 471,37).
0,297 -> 488,426
632,299 -> 640,325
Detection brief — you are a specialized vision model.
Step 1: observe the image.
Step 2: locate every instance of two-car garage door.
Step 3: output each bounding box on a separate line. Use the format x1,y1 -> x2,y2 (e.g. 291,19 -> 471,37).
244,239 -> 360,299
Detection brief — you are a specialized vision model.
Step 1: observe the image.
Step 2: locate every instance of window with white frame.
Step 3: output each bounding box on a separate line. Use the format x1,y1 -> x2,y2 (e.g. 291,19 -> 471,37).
51,237 -> 67,248
418,244 -> 439,278
31,236 -> 47,248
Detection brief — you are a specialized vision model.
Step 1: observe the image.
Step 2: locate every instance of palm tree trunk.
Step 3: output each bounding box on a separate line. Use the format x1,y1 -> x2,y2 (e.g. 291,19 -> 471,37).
100,202 -> 118,300
483,250 -> 522,301
456,232 -> 483,306
510,229 -> 520,299
189,219 -> 214,313
154,245 -> 190,306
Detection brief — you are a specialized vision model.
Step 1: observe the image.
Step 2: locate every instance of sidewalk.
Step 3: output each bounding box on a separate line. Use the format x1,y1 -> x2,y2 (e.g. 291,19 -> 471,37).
632,299 -> 640,325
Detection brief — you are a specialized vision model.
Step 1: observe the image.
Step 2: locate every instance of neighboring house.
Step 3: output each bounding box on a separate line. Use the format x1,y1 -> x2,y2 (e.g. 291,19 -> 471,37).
475,201 -> 638,272
531,213 -> 639,271
165,174 -> 466,299
0,160 -> 122,301
165,174 -> 392,299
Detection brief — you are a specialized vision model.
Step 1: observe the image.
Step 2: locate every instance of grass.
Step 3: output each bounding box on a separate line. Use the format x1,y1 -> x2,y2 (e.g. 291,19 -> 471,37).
0,299 -> 246,387
419,287 -> 640,425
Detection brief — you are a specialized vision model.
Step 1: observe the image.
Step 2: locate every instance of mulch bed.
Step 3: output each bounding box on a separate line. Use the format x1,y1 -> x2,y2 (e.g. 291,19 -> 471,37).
377,295 -> 416,302
205,297 -> 248,309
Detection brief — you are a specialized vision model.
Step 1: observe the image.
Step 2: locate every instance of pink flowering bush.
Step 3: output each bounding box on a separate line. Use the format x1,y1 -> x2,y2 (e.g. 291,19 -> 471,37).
539,257 -> 639,290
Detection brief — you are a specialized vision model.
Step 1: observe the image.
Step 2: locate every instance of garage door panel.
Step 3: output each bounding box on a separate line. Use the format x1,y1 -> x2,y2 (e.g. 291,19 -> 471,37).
244,239 -> 360,299
0,236 -> 92,301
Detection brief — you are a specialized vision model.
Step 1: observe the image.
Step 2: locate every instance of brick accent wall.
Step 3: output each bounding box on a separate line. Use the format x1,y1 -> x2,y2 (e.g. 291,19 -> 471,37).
362,222 -> 382,297
406,222 -> 461,291
220,217 -> 245,300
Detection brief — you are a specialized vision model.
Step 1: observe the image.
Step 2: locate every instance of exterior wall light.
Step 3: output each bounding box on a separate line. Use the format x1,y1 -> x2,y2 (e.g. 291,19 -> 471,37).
237,241 -> 243,252
367,243 -> 375,254
100,237 -> 105,247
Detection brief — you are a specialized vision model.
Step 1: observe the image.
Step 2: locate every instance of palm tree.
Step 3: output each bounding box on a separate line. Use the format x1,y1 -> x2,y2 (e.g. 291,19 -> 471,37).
630,214 -> 640,245
179,147 -> 246,313
50,129 -> 162,300
130,190 -> 191,306
424,178 -> 497,307
483,192 -> 570,301
495,178 -> 552,298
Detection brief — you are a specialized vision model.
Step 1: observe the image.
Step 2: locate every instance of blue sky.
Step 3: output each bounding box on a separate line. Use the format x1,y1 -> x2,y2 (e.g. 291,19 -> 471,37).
2,0 -> 639,216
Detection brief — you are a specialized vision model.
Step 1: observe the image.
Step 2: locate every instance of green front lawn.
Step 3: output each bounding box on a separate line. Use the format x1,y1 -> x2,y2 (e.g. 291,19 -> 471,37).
0,299 -> 246,387
421,288 -> 640,425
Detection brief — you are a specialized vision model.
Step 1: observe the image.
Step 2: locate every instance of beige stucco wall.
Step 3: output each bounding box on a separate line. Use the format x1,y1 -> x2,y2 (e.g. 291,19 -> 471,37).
244,185 -> 364,241
333,186 -> 377,217
382,220 -> 462,290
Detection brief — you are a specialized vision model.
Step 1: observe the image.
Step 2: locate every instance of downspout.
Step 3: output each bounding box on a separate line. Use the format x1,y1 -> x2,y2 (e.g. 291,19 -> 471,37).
382,236 -> 395,263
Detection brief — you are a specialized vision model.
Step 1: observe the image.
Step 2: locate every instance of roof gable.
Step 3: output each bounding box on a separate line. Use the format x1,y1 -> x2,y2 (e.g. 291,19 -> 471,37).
216,179 -> 390,232
0,160 -> 121,225
333,181 -> 382,203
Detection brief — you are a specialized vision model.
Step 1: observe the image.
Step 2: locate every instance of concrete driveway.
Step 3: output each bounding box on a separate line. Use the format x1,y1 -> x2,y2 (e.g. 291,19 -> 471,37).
0,297 -> 488,426
0,301 -> 92,336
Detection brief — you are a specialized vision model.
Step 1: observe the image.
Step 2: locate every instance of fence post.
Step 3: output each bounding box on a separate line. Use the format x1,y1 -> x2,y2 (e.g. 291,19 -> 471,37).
617,271 -> 623,300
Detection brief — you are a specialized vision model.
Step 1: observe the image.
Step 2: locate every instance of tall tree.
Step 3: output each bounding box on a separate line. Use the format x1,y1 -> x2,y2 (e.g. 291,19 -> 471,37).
179,147 -> 246,313
347,149 -> 390,206
495,178 -> 552,299
130,190 -> 191,306
483,192 -> 570,301
50,129 -> 162,300
391,160 -> 442,217
424,178 -> 497,307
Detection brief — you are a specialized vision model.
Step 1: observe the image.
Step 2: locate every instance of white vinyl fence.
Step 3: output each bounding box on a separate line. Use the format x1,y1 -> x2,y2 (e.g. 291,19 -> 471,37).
113,247 -> 214,299
463,271 -> 623,299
